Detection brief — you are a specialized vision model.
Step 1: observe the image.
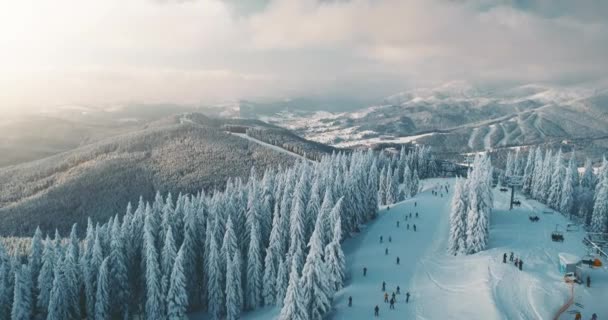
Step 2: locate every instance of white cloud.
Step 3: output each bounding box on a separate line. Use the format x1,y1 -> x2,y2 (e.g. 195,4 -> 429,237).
0,0 -> 607,111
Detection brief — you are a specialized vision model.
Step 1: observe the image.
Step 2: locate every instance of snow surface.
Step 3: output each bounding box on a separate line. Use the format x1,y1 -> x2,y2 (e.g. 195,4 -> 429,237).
229,132 -> 312,162
190,178 -> 608,320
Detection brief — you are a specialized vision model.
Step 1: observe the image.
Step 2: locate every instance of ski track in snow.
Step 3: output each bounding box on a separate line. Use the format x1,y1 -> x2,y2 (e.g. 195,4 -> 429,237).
229,132 -> 312,162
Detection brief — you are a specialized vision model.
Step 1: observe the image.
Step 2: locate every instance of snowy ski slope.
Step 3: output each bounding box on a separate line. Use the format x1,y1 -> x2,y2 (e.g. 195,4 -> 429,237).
192,178 -> 607,320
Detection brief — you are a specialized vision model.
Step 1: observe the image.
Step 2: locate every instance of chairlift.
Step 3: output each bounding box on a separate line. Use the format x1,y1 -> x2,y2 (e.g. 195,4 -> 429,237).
552,224 -> 564,242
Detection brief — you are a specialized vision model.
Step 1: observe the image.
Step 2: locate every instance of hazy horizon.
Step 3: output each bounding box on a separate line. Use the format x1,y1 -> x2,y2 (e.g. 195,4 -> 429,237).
1,0 -> 608,114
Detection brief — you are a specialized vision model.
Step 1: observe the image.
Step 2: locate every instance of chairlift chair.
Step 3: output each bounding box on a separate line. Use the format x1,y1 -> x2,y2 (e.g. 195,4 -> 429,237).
552,224 -> 564,242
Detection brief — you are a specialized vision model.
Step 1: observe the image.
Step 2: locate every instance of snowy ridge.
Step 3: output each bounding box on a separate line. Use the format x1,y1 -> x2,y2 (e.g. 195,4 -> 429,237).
230,132 -> 312,162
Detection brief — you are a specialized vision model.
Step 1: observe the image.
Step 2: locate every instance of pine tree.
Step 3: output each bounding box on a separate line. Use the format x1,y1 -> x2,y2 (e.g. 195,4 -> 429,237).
448,178 -> 467,255
161,227 -> 177,306
11,264 -> 33,320
225,252 -> 242,320
207,234 -> 224,320
47,257 -> 68,320
278,263 -> 308,320
109,217 -> 129,319
36,236 -> 55,315
590,159 -> 608,233
246,220 -> 263,310
411,168 -> 420,197
378,166 -> 387,206
522,148 -> 535,195
547,150 -> 564,209
385,166 -> 396,205
144,217 -> 163,320
275,257 -> 289,306
324,216 -> 345,292
166,245 -> 188,320
560,166 -> 575,216
262,247 -> 277,306
95,257 -> 110,320
300,213 -> 332,320
28,227 -> 43,295
581,158 -> 596,189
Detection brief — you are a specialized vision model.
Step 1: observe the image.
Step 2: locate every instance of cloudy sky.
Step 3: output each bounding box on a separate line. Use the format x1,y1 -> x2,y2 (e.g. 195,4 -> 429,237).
0,0 -> 607,112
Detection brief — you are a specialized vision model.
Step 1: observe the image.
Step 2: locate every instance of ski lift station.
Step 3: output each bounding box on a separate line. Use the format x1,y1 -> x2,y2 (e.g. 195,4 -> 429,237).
558,253 -> 583,279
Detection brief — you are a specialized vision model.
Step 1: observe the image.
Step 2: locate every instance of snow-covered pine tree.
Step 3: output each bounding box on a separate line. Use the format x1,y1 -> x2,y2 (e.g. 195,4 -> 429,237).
531,147 -> 544,199
378,166 -> 387,206
560,166 -> 575,216
324,215 -> 346,293
144,216 -> 163,320
166,244 -> 188,320
28,227 -> 43,296
300,211 -> 332,320
581,158 -> 596,190
36,235 -> 55,316
385,166 -> 395,205
262,247 -> 277,306
11,264 -> 33,320
448,178 -> 467,255
590,158 -> 608,233
63,239 -> 81,319
225,252 -> 242,320
109,217 -> 129,319
522,148 -> 535,195
161,225 -> 177,307
411,168 -> 420,197
318,189 -> 334,249
547,150 -> 565,209
278,263 -> 308,320
305,177 -> 321,242
246,220 -> 263,310
94,257 -> 110,320
539,149 -> 554,202
207,234 -> 224,320
366,160 -> 380,219
275,256 -> 289,306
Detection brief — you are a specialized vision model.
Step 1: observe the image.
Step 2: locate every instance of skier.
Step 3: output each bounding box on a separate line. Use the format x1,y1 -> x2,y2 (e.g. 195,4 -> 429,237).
397,221 -> 400,228
518,259 -> 523,271
384,292 -> 389,303
389,236 -> 392,243
396,286 -> 400,294
389,298 -> 395,309
407,224 -> 410,230
380,236 -> 383,243
392,292 -> 396,300
382,281 -> 386,291
575,312 -> 582,320
363,267 -> 367,277
415,201 -> 417,207
385,248 -> 389,255
396,257 -> 400,265
406,292 -> 410,303
413,224 -> 417,232
514,257 -> 519,267
503,253 -> 507,263
405,215 -> 408,221
416,212 -> 418,218
509,252 -> 514,262
591,313 -> 597,320
409,213 -> 412,218
587,275 -> 591,288
348,296 -> 352,307
374,305 -> 379,317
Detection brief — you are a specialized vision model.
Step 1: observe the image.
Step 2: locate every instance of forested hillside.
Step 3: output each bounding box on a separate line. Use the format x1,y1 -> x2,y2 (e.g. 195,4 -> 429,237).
0,114 -> 333,236
0,146 -> 440,320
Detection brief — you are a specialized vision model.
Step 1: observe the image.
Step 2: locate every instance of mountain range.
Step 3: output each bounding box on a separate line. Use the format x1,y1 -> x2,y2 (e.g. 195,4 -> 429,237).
257,83 -> 608,161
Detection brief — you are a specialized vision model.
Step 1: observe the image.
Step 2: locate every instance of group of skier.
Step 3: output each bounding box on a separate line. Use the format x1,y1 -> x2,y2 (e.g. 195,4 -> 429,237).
503,252 -> 523,271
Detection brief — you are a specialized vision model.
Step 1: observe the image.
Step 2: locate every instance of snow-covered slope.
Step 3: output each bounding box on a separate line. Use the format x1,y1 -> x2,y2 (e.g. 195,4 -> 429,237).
262,84 -> 608,159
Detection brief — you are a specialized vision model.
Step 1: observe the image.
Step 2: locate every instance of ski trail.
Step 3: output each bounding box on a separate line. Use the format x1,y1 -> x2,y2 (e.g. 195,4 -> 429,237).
229,132 -> 313,162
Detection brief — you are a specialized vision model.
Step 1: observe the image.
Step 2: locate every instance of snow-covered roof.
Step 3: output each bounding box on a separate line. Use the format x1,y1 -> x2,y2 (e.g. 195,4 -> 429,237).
558,252 -> 581,265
